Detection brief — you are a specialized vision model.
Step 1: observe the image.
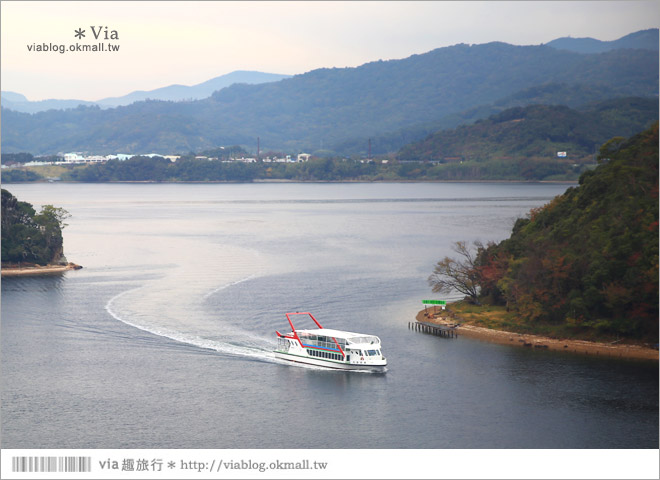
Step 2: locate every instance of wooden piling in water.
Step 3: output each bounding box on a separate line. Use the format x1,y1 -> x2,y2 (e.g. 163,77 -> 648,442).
409,321 -> 457,339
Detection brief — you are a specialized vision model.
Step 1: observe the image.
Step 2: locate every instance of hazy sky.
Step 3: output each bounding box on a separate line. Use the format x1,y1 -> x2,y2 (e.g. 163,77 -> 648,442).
1,1 -> 658,101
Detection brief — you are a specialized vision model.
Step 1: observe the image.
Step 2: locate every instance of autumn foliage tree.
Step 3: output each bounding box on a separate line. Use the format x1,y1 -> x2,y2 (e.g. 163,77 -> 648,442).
428,241 -> 486,304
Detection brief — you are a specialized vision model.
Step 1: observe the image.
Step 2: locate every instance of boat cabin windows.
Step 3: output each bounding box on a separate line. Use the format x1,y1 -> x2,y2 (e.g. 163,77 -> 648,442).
299,334 -> 346,351
352,349 -> 382,358
306,348 -> 343,361
277,337 -> 293,351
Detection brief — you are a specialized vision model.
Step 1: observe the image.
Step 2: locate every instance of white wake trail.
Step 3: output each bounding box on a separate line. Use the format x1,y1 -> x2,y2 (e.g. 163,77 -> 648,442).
105,282 -> 278,361
100,237 -> 282,361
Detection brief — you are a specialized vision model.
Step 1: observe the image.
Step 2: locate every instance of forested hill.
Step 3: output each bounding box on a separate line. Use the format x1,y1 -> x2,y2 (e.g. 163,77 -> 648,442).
473,123 -> 659,342
2,40 -> 657,155
1,189 -> 70,266
397,97 -> 658,162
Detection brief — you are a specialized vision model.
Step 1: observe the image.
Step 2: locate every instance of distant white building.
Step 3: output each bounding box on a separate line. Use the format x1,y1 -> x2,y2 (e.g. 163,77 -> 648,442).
63,153 -> 85,163
63,153 -> 108,163
106,154 -> 133,161
263,157 -> 287,163
24,161 -> 52,167
297,153 -> 311,162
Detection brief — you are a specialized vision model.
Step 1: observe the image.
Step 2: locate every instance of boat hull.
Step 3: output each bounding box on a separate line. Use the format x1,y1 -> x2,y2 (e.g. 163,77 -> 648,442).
274,351 -> 387,372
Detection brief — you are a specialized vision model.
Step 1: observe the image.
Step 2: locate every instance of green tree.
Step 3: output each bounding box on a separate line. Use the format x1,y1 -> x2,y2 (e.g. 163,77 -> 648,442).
1,189 -> 71,265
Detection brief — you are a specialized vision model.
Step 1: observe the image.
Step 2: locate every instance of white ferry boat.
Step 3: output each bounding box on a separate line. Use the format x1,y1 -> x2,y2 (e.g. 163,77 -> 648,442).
274,312 -> 387,371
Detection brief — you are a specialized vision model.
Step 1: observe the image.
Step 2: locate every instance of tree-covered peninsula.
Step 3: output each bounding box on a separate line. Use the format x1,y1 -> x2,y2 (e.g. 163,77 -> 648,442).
430,124 -> 659,343
1,189 -> 71,266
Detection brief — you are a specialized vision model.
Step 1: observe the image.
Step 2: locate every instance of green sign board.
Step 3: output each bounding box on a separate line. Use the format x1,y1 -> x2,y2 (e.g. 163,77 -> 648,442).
422,300 -> 446,305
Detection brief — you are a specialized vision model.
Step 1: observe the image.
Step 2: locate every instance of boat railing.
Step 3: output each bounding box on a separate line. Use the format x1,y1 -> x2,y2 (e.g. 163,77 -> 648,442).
301,338 -> 343,350
346,336 -> 380,346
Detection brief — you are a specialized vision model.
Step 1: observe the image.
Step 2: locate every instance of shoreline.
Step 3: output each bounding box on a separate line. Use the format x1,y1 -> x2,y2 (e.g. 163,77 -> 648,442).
4,178 -> 578,185
416,309 -> 659,362
1,263 -> 83,277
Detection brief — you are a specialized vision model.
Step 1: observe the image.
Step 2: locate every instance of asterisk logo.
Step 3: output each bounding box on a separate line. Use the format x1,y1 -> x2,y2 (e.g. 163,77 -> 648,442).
167,461 -> 176,469
74,28 -> 85,39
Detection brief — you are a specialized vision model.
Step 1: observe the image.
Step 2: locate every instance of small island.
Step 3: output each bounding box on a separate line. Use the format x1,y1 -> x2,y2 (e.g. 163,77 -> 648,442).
420,124 -> 659,361
1,189 -> 81,277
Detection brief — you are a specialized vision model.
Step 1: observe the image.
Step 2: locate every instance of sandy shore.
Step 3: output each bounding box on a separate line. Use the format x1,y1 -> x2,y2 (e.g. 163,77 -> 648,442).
1,263 -> 83,277
416,310 -> 658,361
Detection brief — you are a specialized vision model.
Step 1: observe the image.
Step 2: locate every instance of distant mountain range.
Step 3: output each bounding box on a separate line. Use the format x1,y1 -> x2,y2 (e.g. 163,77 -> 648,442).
0,70 -> 290,113
546,28 -> 658,54
1,29 -> 657,155
334,82 -> 649,156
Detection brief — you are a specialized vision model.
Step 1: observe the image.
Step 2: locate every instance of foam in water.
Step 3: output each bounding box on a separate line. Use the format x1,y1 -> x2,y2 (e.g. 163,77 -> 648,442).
105,281 -> 276,359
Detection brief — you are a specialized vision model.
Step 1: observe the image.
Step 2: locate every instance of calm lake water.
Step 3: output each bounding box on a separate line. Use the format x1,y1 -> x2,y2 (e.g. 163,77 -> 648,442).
2,182 -> 658,449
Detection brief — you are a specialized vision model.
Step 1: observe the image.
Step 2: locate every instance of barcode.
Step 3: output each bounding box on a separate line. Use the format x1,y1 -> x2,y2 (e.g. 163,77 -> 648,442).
12,456 -> 91,473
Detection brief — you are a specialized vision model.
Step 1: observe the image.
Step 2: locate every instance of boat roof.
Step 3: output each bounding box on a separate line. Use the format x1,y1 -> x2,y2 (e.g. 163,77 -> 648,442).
280,313 -> 381,345
294,328 -> 380,342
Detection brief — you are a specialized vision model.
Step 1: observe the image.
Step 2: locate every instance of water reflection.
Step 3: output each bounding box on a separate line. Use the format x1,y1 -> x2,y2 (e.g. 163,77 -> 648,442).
2,274 -> 67,293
